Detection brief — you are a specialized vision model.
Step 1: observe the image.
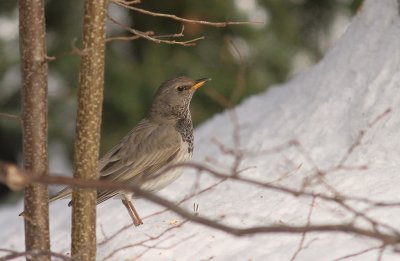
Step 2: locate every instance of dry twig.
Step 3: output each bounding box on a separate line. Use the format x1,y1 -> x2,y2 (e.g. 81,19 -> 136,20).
107,14 -> 204,46
98,178 -> 226,246
102,220 -> 189,260
290,197 -> 316,261
112,0 -> 260,28
0,248 -> 77,261
332,245 -> 385,261
0,113 -> 21,122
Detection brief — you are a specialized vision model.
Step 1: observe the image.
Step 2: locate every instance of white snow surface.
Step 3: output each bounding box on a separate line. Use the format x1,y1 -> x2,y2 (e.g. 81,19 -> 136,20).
2,0 -> 400,260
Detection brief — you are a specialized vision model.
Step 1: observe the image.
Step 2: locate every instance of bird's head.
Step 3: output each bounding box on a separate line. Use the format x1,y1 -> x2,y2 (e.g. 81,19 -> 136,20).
148,76 -> 210,121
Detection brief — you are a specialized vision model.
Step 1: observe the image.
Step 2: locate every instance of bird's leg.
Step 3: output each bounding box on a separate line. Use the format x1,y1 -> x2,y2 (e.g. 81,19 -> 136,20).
121,195 -> 143,227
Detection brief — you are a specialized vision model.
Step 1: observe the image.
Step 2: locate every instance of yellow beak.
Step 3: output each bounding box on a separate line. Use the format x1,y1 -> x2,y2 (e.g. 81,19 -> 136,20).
190,78 -> 211,91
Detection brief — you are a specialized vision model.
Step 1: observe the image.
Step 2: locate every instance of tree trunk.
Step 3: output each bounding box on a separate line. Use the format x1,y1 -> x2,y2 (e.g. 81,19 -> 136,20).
71,0 -> 108,260
19,0 -> 50,259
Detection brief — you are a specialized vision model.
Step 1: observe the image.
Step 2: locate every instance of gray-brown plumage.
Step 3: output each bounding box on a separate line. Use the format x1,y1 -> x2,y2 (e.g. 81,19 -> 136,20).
50,76 -> 210,226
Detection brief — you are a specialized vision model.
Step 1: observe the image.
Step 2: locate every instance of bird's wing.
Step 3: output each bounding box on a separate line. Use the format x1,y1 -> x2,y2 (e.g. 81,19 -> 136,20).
98,120 -> 150,176
96,119 -> 182,203
50,119 -> 182,205
99,119 -> 181,180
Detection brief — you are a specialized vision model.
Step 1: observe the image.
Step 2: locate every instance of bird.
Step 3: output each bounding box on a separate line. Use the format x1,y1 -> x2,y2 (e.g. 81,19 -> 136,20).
50,76 -> 211,226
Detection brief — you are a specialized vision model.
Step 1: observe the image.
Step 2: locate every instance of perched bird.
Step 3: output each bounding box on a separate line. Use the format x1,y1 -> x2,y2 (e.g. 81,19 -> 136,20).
50,76 -> 210,226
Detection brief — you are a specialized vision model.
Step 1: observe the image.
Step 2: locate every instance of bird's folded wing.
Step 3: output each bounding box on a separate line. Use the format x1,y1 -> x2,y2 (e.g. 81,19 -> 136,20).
99,119 -> 181,182
50,119 -> 182,204
96,120 -> 181,203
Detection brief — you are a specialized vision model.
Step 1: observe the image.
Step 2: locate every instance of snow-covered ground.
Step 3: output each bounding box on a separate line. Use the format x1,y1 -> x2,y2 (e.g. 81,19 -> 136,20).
2,0 -> 400,260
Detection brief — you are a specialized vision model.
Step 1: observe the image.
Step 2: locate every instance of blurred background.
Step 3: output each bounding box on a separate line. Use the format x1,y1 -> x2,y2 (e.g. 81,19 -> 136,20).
0,0 -> 362,203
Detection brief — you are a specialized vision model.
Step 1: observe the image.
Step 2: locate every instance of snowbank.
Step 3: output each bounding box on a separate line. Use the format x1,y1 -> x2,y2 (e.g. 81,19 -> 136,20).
2,0 -> 400,260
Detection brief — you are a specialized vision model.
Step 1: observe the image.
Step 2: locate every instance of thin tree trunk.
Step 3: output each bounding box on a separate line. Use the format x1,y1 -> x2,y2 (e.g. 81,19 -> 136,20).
19,0 -> 50,259
71,0 -> 108,260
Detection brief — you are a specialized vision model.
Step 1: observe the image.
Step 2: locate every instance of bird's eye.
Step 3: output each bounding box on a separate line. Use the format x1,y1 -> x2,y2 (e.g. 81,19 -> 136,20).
176,86 -> 185,92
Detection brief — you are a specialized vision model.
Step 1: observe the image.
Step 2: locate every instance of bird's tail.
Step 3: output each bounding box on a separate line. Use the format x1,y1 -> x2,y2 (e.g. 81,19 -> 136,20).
49,187 -> 72,203
18,187 -> 72,217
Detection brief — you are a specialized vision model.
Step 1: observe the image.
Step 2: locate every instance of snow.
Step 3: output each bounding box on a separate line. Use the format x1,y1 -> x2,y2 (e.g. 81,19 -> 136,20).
2,0 -> 400,260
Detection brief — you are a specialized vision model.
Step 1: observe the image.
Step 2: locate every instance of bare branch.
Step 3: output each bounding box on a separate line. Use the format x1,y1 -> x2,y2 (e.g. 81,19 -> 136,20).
332,245 -> 385,261
1,162 -> 400,246
45,39 -> 88,62
98,178 -> 226,246
0,113 -> 21,122
203,87 -> 233,108
0,248 -> 77,261
106,34 -> 143,42
112,0 -> 261,28
226,38 -> 248,104
335,108 -> 391,168
121,0 -> 141,4
102,220 -> 189,260
290,197 -> 316,261
154,24 -> 185,38
107,14 -> 204,46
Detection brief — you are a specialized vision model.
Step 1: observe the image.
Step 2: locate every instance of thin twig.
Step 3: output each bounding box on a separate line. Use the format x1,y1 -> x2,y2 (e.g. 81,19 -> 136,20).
204,87 -> 233,108
335,108 -> 391,168
134,234 -> 196,260
0,249 -> 77,261
106,34 -> 142,42
112,0 -> 261,28
121,0 -> 141,4
290,197 -> 316,261
103,220 -> 188,260
332,245 -> 384,261
107,14 -> 204,46
97,178 -> 226,246
0,113 -> 21,122
45,39 -> 88,62
226,37 -> 248,104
